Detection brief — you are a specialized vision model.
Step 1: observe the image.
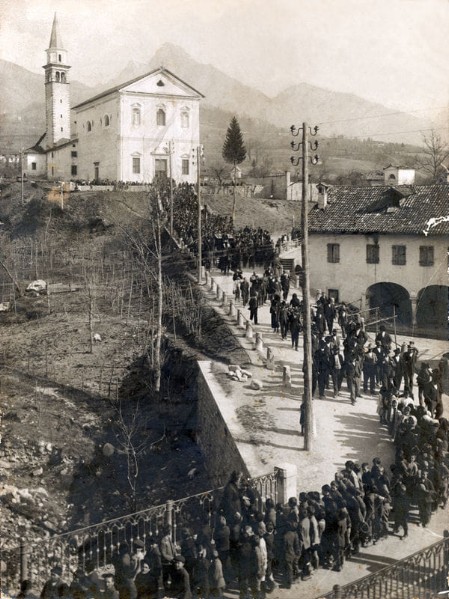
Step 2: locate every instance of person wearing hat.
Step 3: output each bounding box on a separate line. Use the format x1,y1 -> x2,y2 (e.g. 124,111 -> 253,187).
401,341 -> 419,399
160,525 -> 178,593
143,538 -> 162,599
363,344 -> 378,396
40,566 -> 65,599
170,555 -> 192,599
375,325 -> 392,352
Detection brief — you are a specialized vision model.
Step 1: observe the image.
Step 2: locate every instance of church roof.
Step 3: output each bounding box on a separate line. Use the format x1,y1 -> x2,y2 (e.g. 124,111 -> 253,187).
308,184 -> 449,236
49,13 -> 64,49
25,132 -> 47,154
72,67 -> 204,110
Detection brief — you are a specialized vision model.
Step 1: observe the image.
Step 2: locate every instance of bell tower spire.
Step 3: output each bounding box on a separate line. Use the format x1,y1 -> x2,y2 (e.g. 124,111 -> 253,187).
43,13 -> 71,148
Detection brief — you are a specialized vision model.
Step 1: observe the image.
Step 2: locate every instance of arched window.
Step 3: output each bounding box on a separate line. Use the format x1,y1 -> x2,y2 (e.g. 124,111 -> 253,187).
181,110 -> 189,128
132,107 -> 141,127
87,121 -> 92,132
388,173 -> 396,180
55,71 -> 60,82
61,72 -> 66,83
157,108 -> 166,127
104,115 -> 110,127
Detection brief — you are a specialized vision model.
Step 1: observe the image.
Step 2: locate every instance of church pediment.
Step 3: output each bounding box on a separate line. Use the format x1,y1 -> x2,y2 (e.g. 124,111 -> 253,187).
121,69 -> 203,98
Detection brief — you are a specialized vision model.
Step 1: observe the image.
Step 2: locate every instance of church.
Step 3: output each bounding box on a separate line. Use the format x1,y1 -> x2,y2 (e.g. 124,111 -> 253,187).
24,15 -> 203,184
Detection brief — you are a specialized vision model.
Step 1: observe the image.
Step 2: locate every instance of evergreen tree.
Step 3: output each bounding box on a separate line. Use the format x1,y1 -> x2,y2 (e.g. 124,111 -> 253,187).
222,117 -> 247,221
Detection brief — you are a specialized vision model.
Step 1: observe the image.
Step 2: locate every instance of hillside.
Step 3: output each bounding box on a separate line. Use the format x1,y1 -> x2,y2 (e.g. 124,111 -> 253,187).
0,42 -> 433,157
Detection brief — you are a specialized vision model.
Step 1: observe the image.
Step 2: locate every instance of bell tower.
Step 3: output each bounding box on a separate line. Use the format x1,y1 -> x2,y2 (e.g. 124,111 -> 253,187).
43,13 -> 71,148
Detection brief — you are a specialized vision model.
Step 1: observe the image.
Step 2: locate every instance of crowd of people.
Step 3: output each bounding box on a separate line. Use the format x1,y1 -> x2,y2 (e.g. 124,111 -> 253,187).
14,256 -> 448,599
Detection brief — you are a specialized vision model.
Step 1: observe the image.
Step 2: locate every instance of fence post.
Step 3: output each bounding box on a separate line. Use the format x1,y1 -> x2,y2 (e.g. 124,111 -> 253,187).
210,277 -> 215,292
266,347 -> 275,370
245,321 -> 254,339
255,332 -> 264,352
274,464 -> 297,504
216,285 -> 221,300
20,540 -> 28,584
237,309 -> 245,328
229,299 -> 236,317
221,291 -> 227,307
333,584 -> 342,599
166,499 -> 174,539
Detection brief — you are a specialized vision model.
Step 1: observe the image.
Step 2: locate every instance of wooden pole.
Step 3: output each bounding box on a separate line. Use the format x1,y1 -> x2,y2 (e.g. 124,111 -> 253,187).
301,123 -> 313,451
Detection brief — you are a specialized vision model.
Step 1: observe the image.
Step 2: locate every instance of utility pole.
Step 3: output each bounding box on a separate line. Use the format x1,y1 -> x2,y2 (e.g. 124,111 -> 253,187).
20,149 -> 24,204
167,140 -> 174,236
291,123 -> 319,451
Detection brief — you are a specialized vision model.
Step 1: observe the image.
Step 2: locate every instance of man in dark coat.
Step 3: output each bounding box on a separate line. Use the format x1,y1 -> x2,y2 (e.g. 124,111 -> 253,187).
375,325 -> 392,352
170,555 -> 192,599
283,520 -> 301,589
363,345 -> 377,395
248,293 -> 258,325
40,566 -> 66,599
240,278 -> 249,307
401,342 -> 419,399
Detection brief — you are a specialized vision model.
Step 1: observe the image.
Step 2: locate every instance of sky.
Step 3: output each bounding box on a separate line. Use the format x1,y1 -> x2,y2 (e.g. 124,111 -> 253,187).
0,0 -> 448,117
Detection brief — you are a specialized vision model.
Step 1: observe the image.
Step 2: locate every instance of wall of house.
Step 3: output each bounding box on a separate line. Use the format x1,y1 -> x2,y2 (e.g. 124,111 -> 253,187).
118,94 -> 200,184
46,143 -> 75,181
74,95 -> 119,181
288,233 -> 448,303
24,153 -> 46,177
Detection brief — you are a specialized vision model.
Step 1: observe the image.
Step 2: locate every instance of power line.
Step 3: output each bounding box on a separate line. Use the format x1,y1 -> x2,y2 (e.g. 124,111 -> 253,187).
317,104 -> 449,127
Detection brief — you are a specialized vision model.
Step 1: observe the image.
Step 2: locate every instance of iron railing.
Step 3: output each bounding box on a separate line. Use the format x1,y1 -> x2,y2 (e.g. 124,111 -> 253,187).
316,533 -> 449,599
2,471 -> 279,595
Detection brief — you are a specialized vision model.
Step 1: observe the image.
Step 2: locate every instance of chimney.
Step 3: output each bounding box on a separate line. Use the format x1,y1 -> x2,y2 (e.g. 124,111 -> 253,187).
317,183 -> 329,209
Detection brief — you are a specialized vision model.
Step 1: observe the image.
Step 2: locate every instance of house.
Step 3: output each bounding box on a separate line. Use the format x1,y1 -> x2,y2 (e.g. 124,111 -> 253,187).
282,182 -> 449,331
25,14 -> 203,184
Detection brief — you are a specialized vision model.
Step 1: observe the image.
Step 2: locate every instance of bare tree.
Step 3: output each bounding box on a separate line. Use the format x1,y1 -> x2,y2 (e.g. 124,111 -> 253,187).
112,400 -> 149,511
417,130 -> 449,181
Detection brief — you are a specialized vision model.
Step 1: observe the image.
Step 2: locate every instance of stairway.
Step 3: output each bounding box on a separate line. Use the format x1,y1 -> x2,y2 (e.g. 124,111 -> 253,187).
280,257 -> 295,273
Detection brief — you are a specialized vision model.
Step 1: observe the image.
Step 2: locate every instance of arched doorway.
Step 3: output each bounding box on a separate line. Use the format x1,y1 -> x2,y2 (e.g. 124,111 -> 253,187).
366,282 -> 412,326
416,286 -> 448,329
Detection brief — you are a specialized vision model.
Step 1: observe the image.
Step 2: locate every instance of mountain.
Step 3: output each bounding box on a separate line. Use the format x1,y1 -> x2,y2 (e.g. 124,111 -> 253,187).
0,59 -> 94,152
0,45 -> 431,154
143,43 -> 430,144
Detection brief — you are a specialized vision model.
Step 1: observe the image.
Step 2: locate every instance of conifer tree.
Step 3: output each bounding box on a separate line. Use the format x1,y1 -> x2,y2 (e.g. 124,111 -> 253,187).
222,117 -> 246,221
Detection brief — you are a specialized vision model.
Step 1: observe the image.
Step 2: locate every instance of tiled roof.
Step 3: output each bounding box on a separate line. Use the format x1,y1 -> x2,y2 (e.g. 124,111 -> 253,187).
308,184 -> 449,236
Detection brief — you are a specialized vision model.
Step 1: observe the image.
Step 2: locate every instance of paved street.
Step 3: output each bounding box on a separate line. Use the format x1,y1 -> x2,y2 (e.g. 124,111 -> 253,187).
201,268 -> 449,599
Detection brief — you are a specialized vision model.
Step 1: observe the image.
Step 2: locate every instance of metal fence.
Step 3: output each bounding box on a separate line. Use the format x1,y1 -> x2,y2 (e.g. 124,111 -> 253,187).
3,471 -> 279,595
317,533 -> 449,599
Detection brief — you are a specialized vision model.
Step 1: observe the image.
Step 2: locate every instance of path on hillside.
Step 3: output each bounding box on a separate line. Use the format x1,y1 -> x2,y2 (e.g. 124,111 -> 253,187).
203,268 -> 449,599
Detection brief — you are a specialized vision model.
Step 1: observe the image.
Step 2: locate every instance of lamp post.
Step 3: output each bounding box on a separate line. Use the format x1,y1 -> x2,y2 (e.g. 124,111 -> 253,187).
290,123 -> 319,451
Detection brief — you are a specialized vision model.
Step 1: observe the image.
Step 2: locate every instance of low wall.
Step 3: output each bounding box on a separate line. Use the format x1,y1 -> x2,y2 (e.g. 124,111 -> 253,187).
196,361 -> 249,487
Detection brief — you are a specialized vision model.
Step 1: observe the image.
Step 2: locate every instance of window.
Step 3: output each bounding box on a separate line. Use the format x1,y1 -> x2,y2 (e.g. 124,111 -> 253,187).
327,243 -> 340,263
328,289 -> 339,303
419,245 -> 434,267
132,107 -> 141,126
87,121 -> 92,132
366,244 -> 379,264
388,173 -> 396,180
58,54 -> 62,62
71,165 -> 77,176
31,162 -> 37,171
181,110 -> 189,128
392,245 -> 406,265
61,72 -> 66,83
156,108 -> 166,126
182,159 -> 189,175
155,159 -> 167,179
132,157 -> 141,174
104,115 -> 110,127
71,151 -> 77,158
55,71 -> 60,82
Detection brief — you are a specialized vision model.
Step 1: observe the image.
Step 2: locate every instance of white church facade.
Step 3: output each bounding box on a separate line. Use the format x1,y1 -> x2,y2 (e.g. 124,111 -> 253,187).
25,15 -> 203,185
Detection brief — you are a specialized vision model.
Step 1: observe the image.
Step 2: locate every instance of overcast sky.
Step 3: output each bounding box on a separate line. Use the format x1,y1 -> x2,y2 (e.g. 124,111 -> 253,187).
1,0 -> 448,116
